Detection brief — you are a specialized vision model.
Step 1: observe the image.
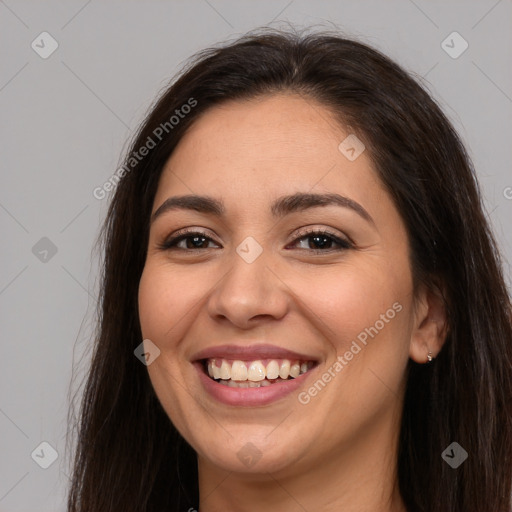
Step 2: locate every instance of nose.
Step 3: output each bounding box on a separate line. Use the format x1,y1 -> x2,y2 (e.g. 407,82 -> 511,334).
206,243 -> 289,329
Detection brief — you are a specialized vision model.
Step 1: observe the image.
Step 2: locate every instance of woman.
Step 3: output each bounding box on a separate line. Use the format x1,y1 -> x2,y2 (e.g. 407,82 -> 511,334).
66,27 -> 512,511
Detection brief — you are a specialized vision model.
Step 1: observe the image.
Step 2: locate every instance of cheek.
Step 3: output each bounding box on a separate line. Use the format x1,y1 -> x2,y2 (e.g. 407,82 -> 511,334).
299,266 -> 411,426
138,264 -> 196,432
138,266 -> 163,340
305,265 -> 407,345
138,264 -> 187,344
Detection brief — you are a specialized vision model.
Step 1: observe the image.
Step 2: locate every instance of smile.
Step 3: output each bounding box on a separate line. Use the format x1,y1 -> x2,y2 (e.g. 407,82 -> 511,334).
204,358 -> 315,387
192,344 -> 320,406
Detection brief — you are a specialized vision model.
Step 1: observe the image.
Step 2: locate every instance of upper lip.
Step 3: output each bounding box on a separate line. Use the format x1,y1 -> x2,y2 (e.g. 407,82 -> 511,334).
191,343 -> 319,362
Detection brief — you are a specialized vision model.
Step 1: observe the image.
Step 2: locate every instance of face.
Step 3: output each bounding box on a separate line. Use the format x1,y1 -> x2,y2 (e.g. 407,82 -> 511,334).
138,93 -> 419,477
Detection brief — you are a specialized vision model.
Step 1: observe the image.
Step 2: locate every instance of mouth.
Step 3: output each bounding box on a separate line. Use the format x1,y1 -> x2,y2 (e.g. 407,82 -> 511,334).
202,358 -> 316,388
191,344 -> 320,406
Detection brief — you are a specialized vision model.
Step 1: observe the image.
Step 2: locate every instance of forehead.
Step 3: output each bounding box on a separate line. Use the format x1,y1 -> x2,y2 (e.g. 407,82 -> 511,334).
172,93 -> 345,165
154,93 -> 384,211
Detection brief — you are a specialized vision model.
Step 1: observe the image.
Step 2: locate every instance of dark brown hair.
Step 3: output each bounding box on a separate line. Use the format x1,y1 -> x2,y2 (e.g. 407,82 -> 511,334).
66,27 -> 512,511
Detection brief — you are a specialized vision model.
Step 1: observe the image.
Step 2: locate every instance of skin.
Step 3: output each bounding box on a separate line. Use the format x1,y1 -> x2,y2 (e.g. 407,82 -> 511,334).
138,93 -> 447,512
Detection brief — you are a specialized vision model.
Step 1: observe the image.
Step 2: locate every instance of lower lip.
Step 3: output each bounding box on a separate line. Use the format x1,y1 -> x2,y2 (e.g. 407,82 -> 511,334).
194,362 -> 316,406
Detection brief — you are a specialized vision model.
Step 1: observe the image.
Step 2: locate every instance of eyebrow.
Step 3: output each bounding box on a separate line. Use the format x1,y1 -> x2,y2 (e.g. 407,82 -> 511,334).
151,192 -> 375,226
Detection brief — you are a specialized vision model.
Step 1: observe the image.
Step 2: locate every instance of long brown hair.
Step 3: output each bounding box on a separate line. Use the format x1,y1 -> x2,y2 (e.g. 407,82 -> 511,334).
66,27 -> 512,511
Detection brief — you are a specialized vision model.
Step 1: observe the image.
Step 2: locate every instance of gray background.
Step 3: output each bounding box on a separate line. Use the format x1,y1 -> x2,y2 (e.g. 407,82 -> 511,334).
1,1 -> 511,510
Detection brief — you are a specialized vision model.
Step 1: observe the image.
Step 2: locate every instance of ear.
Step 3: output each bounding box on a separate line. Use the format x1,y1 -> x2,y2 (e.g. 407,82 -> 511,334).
409,280 -> 448,363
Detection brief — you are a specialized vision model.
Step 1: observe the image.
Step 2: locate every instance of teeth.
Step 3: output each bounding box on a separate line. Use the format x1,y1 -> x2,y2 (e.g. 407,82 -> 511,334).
247,360 -> 266,381
290,363 -> 300,378
212,360 -> 222,380
216,378 -> 283,388
219,360 -> 231,380
231,360 -> 248,381
266,360 -> 280,379
205,358 -> 314,383
279,360 -> 291,379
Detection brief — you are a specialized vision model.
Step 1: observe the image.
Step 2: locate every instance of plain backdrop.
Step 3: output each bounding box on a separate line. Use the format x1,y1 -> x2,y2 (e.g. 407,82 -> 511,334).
1,1 -> 511,510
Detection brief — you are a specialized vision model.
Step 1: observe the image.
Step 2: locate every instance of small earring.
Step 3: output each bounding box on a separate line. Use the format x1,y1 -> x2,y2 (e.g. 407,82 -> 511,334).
427,350 -> 433,362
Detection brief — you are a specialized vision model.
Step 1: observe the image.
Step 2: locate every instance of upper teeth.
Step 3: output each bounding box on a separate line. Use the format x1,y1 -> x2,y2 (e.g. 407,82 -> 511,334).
207,358 -> 312,381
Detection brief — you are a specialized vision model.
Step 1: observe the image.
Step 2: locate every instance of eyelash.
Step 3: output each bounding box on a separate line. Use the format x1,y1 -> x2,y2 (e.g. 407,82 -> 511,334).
157,228 -> 353,254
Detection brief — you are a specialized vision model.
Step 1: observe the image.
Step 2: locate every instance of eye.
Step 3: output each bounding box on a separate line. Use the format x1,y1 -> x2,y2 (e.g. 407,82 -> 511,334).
157,230 -> 219,251
287,229 -> 353,253
158,228 -> 352,253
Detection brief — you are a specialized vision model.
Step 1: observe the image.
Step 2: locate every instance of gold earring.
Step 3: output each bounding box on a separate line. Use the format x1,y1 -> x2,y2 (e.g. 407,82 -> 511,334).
427,350 -> 433,362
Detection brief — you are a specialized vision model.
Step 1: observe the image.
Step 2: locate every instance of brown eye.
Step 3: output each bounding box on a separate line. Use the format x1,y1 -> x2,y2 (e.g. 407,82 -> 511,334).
158,231 -> 220,251
288,230 -> 352,252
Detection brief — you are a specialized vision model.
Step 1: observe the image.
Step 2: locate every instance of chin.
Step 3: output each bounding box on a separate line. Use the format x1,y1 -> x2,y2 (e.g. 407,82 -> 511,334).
203,445 -> 299,474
